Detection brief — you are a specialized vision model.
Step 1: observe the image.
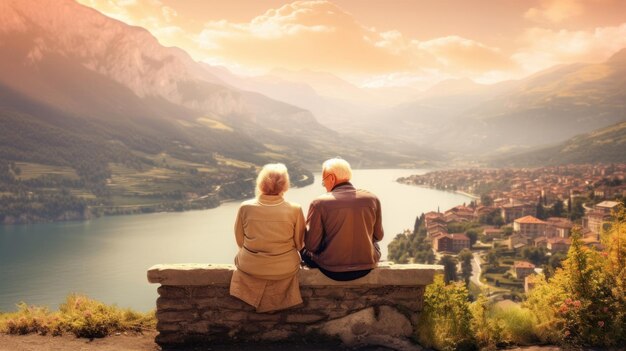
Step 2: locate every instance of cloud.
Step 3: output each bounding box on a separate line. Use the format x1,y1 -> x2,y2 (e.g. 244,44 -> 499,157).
524,0 -> 584,23
195,0 -> 514,80
161,6 -> 177,23
80,0 -> 626,87
415,36 -> 517,75
513,23 -> 626,72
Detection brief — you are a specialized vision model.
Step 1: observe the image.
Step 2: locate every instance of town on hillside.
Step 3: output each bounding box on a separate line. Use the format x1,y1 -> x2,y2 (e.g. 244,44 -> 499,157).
390,163 -> 626,300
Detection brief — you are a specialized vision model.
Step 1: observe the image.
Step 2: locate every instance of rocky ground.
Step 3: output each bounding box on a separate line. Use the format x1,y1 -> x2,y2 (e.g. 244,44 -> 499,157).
0,332 -> 386,351
0,332 -> 569,351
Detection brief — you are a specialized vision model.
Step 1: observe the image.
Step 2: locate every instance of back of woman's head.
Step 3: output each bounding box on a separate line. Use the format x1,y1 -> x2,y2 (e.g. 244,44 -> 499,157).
256,163 -> 290,196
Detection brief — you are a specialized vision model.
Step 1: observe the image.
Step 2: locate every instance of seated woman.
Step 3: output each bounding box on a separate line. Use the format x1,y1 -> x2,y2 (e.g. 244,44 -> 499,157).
229,163 -> 305,312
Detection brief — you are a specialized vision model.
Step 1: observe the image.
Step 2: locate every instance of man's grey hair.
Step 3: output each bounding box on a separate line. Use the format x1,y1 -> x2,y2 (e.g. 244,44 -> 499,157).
323,158 -> 352,181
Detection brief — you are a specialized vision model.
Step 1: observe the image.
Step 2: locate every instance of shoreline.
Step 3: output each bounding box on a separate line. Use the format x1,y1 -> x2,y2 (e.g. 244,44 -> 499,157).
398,181 -> 479,200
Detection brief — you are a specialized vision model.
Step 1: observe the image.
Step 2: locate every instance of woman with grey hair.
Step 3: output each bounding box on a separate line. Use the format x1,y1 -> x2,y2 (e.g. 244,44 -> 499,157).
229,163 -> 305,312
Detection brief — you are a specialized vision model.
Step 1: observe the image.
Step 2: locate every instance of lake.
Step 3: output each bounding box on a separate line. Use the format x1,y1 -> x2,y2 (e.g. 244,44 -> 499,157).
0,169 -> 471,312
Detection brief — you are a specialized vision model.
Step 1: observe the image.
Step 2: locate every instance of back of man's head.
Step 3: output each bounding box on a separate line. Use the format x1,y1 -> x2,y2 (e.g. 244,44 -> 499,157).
323,158 -> 352,182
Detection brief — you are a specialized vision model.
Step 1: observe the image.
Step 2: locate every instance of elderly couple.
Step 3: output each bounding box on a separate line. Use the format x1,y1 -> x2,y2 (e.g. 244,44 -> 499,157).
229,158 -> 384,313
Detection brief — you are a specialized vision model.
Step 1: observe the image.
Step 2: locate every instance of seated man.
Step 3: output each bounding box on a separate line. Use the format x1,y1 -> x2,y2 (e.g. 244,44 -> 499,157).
302,157 -> 384,281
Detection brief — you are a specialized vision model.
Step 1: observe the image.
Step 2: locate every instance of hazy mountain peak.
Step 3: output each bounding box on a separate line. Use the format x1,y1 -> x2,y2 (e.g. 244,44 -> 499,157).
607,47 -> 626,66
0,0 -> 240,115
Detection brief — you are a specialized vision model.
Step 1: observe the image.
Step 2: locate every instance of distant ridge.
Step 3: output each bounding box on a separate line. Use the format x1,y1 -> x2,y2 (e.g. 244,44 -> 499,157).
363,48 -> 626,154
491,120 -> 626,167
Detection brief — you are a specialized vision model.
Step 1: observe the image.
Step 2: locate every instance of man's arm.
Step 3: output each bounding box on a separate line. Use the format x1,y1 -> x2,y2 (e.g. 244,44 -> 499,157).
373,197 -> 384,242
305,201 -> 324,253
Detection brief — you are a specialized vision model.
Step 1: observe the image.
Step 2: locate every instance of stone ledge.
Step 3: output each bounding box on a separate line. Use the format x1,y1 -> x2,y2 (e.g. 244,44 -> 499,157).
147,262 -> 442,287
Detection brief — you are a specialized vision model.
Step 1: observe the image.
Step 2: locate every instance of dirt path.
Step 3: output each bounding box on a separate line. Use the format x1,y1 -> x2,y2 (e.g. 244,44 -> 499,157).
0,332 -> 159,351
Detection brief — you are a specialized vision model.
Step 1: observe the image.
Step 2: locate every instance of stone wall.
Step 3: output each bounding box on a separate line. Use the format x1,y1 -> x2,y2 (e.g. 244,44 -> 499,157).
147,263 -> 440,349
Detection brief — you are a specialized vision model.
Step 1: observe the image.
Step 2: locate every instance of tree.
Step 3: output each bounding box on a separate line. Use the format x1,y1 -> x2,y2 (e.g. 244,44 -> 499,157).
552,200 -> 565,218
536,200 -> 547,220
525,210 -> 626,347
481,194 -> 493,206
413,214 -> 422,234
459,249 -> 473,286
466,229 -> 479,247
521,246 -> 547,265
486,249 -> 499,268
439,255 -> 458,284
569,198 -> 586,221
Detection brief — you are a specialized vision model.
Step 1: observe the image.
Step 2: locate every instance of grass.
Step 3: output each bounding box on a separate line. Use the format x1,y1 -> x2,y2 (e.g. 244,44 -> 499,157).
197,117 -> 234,132
214,154 -> 255,169
107,163 -> 187,196
14,162 -> 80,180
0,295 -> 155,338
489,302 -> 537,345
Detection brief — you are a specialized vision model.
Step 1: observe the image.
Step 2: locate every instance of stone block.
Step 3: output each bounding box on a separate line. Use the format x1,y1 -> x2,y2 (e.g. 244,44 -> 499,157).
338,300 -> 368,311
344,288 -> 373,299
300,288 -> 314,297
157,310 -> 197,323
258,329 -> 293,341
155,332 -> 185,345
308,305 -> 412,346
157,286 -> 190,298
192,286 -> 229,298
148,263 -> 234,286
298,262 -> 440,287
304,297 -> 338,310
222,311 -> 251,322
157,297 -> 192,310
156,321 -> 181,332
247,312 -> 283,322
384,287 -> 420,300
313,287 -> 346,298
327,309 -> 350,320
197,296 -> 255,311
285,313 -> 326,323
185,320 -> 212,334
200,309 -> 220,320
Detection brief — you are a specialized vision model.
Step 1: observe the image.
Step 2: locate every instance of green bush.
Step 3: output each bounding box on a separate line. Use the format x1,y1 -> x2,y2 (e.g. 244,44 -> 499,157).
525,207 -> 626,348
417,275 -> 475,350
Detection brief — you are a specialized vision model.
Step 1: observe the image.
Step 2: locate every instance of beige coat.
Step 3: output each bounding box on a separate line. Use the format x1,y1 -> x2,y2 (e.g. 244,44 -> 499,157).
230,194 -> 305,312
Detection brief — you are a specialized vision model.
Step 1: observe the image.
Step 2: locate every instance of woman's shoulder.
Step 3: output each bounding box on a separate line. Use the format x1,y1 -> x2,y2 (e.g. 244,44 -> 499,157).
239,199 -> 259,208
284,200 -> 303,211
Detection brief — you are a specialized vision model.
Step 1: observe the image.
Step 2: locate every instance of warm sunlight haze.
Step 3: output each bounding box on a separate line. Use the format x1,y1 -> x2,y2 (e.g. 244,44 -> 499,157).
0,0 -> 625,350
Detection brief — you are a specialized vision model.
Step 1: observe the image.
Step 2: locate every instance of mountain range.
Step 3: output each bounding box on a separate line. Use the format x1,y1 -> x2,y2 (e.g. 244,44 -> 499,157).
491,120 -> 626,167
1,0 -> 624,185
358,49 -> 626,155
0,0 -> 431,181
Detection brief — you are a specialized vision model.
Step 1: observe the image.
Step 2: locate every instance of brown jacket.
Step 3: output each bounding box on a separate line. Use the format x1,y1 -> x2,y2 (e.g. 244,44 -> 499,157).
305,183 -> 384,272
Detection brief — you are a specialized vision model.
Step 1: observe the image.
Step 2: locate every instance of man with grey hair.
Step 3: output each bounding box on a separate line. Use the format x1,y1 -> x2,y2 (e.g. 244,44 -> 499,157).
302,158 -> 384,281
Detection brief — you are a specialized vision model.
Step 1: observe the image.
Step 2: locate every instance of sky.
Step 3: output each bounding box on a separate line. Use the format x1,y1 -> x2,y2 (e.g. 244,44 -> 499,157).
77,0 -> 626,88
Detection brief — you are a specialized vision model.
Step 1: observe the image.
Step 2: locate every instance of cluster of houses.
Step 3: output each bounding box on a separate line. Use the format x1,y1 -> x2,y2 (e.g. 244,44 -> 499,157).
424,207 -> 472,253
406,164 -> 625,294
425,200 -> 620,254
509,200 -> 619,253
400,164 -> 626,208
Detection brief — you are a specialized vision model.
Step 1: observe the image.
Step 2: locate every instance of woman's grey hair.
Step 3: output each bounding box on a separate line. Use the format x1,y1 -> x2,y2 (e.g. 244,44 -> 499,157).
322,158 -> 352,181
256,163 -> 290,196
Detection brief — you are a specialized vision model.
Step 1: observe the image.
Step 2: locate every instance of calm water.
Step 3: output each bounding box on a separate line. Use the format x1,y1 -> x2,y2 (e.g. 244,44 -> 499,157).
0,169 -> 470,312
